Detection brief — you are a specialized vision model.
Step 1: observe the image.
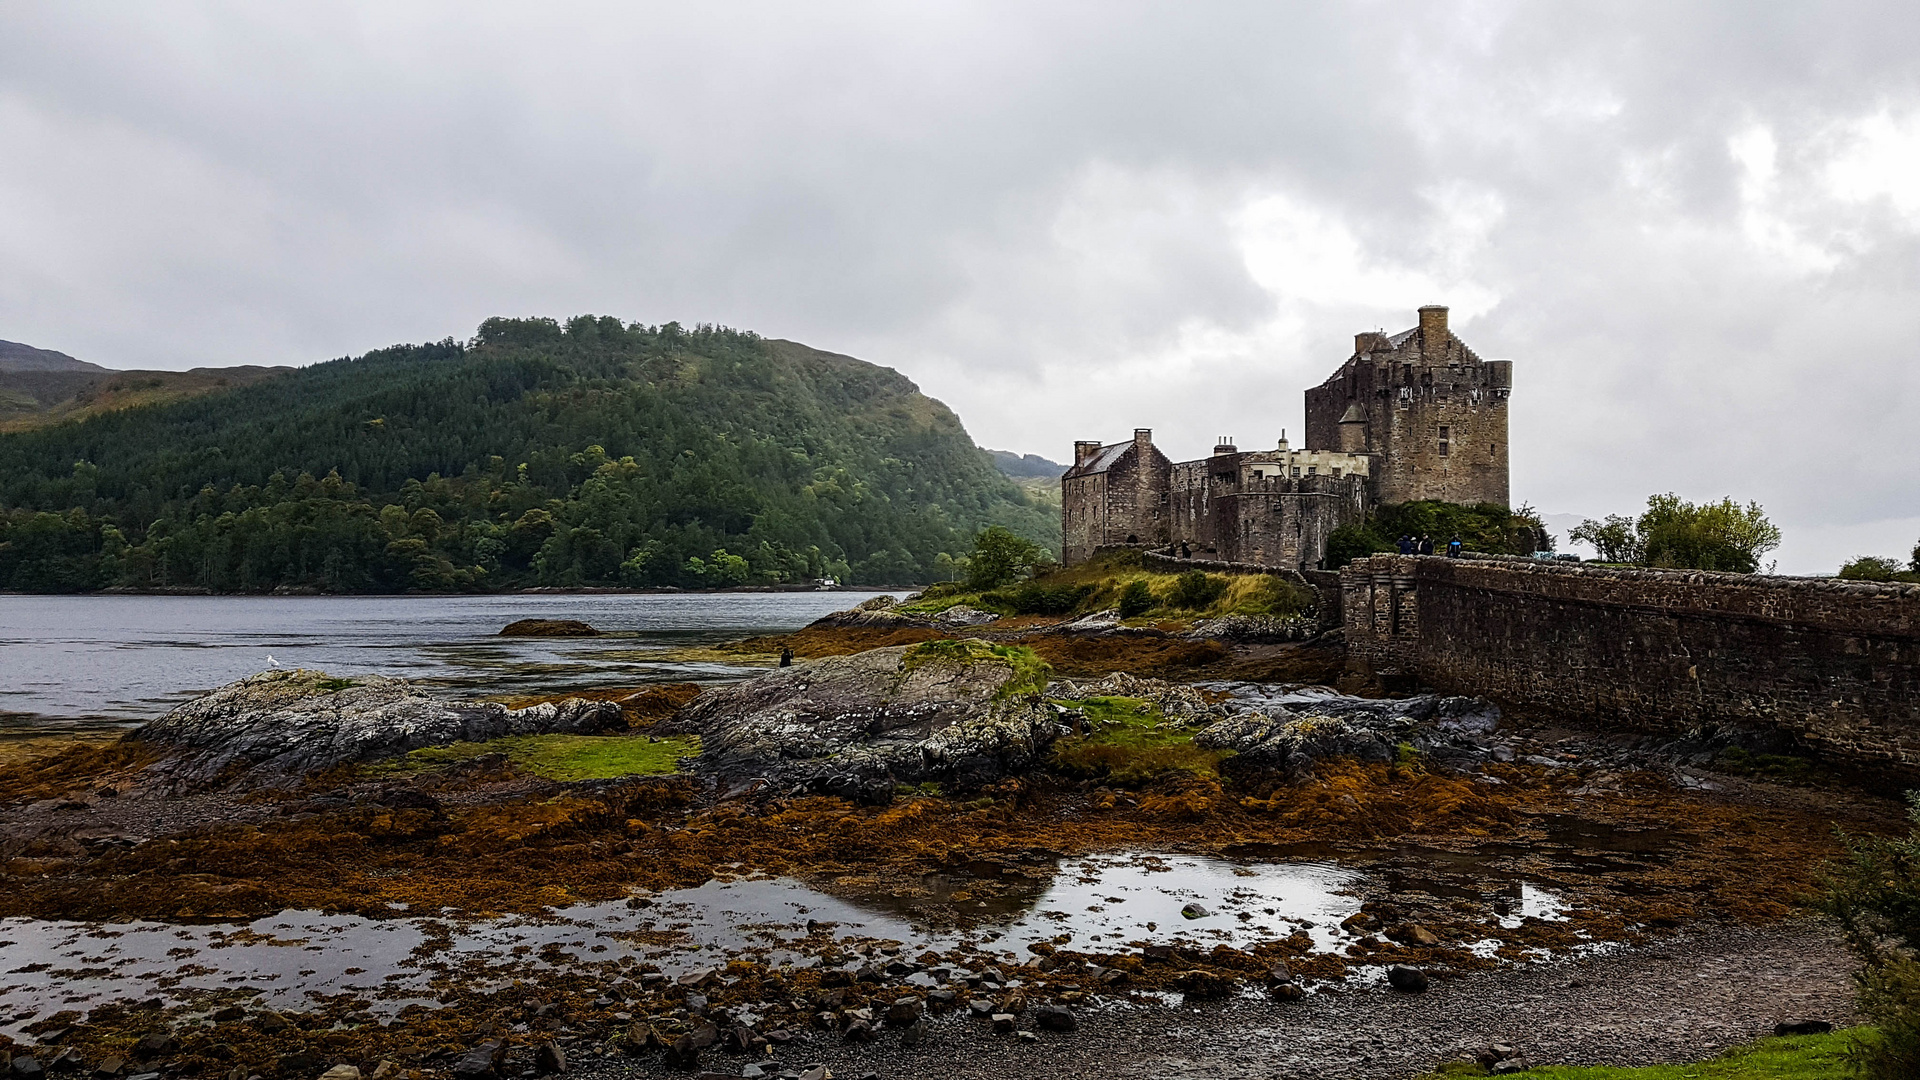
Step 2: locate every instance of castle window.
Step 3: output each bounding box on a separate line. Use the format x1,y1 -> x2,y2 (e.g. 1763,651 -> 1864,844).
1439,425 -> 1450,457
1306,465 -> 1317,476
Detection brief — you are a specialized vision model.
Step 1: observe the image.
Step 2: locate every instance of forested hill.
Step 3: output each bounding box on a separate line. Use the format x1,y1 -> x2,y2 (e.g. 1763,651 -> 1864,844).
0,317 -> 1055,592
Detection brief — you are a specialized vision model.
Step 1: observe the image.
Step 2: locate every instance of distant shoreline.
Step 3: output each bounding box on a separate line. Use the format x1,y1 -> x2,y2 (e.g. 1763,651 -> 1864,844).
1,585 -> 911,598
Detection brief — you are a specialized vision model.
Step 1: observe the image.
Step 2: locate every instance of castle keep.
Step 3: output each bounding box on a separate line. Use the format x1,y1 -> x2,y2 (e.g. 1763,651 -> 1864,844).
1062,305 -> 1511,569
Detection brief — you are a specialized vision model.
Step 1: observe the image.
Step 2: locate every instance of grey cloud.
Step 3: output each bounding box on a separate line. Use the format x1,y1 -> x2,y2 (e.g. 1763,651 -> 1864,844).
3,1 -> 1919,572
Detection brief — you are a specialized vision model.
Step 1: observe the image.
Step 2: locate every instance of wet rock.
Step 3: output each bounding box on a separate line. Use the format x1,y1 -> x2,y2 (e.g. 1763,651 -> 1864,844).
11,1058 -> 45,1080
664,1032 -> 704,1070
131,670 -> 623,788
1180,902 -> 1211,920
1774,1020 -> 1833,1036
842,1019 -> 874,1043
1173,971 -> 1233,1000
968,999 -> 995,1017
43,1052 -> 82,1076
208,1005 -> 246,1023
1265,962 -> 1292,983
1386,965 -> 1430,993
129,1035 -> 173,1062
900,1018 -> 928,1048
317,1069 -> 361,1080
723,1024 -> 765,1054
1388,923 -> 1441,946
370,1063 -> 400,1080
885,997 -> 923,1027
1196,693 -> 1500,780
498,619 -> 601,637
89,1058 -> 125,1080
926,989 -> 957,1010
990,1014 -> 1016,1035
1268,981 -> 1307,1002
658,641 -> 1058,798
1034,1004 -> 1076,1032
451,1041 -> 507,1080
533,1042 -> 566,1075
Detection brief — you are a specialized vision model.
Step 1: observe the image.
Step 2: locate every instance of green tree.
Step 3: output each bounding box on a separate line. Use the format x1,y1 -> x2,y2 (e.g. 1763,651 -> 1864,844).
1819,792 -> 1920,1079
1571,514 -> 1641,564
1638,493 -> 1781,573
966,526 -> 1045,590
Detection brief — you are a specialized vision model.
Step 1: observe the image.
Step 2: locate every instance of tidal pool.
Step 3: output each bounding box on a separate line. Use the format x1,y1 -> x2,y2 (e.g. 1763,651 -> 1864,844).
0,850 -> 1583,1036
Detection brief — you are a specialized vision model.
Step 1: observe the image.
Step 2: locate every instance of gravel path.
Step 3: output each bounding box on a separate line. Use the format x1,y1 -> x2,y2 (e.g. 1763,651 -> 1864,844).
576,921 -> 1859,1080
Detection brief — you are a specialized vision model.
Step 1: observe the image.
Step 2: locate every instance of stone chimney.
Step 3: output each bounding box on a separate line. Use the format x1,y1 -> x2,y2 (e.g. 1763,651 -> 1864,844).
1212,437 -> 1237,456
1133,428 -> 1154,451
1418,305 -> 1449,355
1074,440 -> 1102,466
1354,331 -> 1388,355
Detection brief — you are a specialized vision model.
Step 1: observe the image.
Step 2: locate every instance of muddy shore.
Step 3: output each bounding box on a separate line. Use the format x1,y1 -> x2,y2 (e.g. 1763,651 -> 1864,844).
0,611 -> 1900,1079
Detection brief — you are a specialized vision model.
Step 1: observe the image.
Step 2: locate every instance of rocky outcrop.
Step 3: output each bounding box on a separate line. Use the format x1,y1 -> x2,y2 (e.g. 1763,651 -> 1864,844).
1195,692 -> 1499,780
657,640 -> 1061,802
1183,614 -> 1317,642
807,597 -> 1002,632
499,618 -> 602,636
130,669 -> 624,788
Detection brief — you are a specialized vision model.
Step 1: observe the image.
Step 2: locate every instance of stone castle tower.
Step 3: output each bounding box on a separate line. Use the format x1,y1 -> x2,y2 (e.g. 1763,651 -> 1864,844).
1063,305 -> 1512,569
1302,305 -> 1510,507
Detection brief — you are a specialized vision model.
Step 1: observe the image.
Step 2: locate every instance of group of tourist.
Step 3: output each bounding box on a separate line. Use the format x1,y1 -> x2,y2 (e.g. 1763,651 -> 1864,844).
1398,534 -> 1465,557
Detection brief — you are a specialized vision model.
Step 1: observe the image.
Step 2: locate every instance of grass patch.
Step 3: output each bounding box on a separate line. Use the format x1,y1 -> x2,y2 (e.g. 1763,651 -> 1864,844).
1421,1030 -> 1862,1079
363,733 -> 700,781
902,638 -> 1052,698
1049,695 -> 1225,785
903,549 -> 1312,624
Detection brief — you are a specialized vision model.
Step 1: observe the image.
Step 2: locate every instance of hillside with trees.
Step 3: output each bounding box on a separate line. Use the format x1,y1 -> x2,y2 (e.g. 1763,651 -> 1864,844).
0,317 -> 1055,592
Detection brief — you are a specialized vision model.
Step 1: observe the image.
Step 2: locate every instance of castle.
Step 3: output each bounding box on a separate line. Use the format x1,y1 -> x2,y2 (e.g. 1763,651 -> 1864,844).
1061,305 -> 1511,569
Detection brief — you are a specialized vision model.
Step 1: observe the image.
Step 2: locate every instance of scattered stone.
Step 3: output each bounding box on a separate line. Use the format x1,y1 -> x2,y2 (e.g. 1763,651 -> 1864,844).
90,1058 -> 125,1079
1174,970 -> 1233,1000
1180,903 -> 1210,920
968,999 -> 995,1017
991,1014 -> 1016,1035
209,1005 -> 246,1022
370,1063 -> 400,1080
1269,981 -> 1307,1002
1387,965 -> 1430,993
900,1018 -> 928,1048
317,1068 -> 360,1080
1774,1020 -> 1833,1036
798,1068 -> 829,1080
1389,923 -> 1442,946
926,989 -> 958,1010
842,1020 -> 874,1043
1016,1031 -> 1038,1043
533,1043 -> 565,1076
1034,1004 -> 1077,1032
885,997 -> 923,1027
450,1041 -> 507,1080
129,1035 -> 174,1062
12,1058 -> 45,1080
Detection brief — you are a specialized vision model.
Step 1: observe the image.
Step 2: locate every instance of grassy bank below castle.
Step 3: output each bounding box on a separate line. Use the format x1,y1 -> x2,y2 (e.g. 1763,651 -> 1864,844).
901,549 -> 1317,623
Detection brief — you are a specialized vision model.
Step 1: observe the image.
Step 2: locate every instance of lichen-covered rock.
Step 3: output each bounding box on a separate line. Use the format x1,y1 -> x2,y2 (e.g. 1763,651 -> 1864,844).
658,640 -> 1061,802
929,604 -> 999,628
1195,693 -> 1499,780
131,669 -> 624,788
1184,614 -> 1317,642
499,618 -> 601,637
1050,672 -> 1227,725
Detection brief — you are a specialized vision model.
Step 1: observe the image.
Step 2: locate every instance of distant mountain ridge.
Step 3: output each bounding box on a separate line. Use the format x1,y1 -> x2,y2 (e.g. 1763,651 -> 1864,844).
988,449 -> 1066,479
0,339 -> 107,373
0,317 -> 1055,592
0,337 -> 292,432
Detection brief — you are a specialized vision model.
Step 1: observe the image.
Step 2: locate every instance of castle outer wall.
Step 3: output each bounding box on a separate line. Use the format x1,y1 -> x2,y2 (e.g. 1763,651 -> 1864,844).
1343,553 -> 1920,778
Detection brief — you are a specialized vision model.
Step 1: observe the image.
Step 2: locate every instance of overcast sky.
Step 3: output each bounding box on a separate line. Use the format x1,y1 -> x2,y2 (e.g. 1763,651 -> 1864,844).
3,2 -> 1917,573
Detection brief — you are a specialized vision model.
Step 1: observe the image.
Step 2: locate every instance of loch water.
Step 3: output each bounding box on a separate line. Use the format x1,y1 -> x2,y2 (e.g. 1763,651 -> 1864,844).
0,591 -> 891,736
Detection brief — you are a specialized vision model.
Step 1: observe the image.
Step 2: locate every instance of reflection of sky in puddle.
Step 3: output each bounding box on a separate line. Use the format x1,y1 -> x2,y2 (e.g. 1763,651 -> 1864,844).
0,853 -> 1397,1032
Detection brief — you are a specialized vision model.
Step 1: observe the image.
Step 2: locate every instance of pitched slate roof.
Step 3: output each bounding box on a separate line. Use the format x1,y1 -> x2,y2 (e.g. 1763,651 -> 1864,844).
1063,441 -> 1133,479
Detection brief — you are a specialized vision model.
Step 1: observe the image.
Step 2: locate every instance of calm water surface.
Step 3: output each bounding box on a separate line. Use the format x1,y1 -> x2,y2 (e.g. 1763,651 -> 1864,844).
0,591 -> 889,736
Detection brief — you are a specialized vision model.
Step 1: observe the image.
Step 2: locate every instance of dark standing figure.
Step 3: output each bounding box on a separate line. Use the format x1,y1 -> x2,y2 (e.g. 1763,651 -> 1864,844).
1180,541 -> 1192,560
1447,535 -> 1463,557
1397,535 -> 1412,555
779,646 -> 794,668
1419,535 -> 1435,556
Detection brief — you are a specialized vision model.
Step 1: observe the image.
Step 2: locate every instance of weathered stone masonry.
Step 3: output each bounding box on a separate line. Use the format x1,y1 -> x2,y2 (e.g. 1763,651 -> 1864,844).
1343,553 -> 1920,775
